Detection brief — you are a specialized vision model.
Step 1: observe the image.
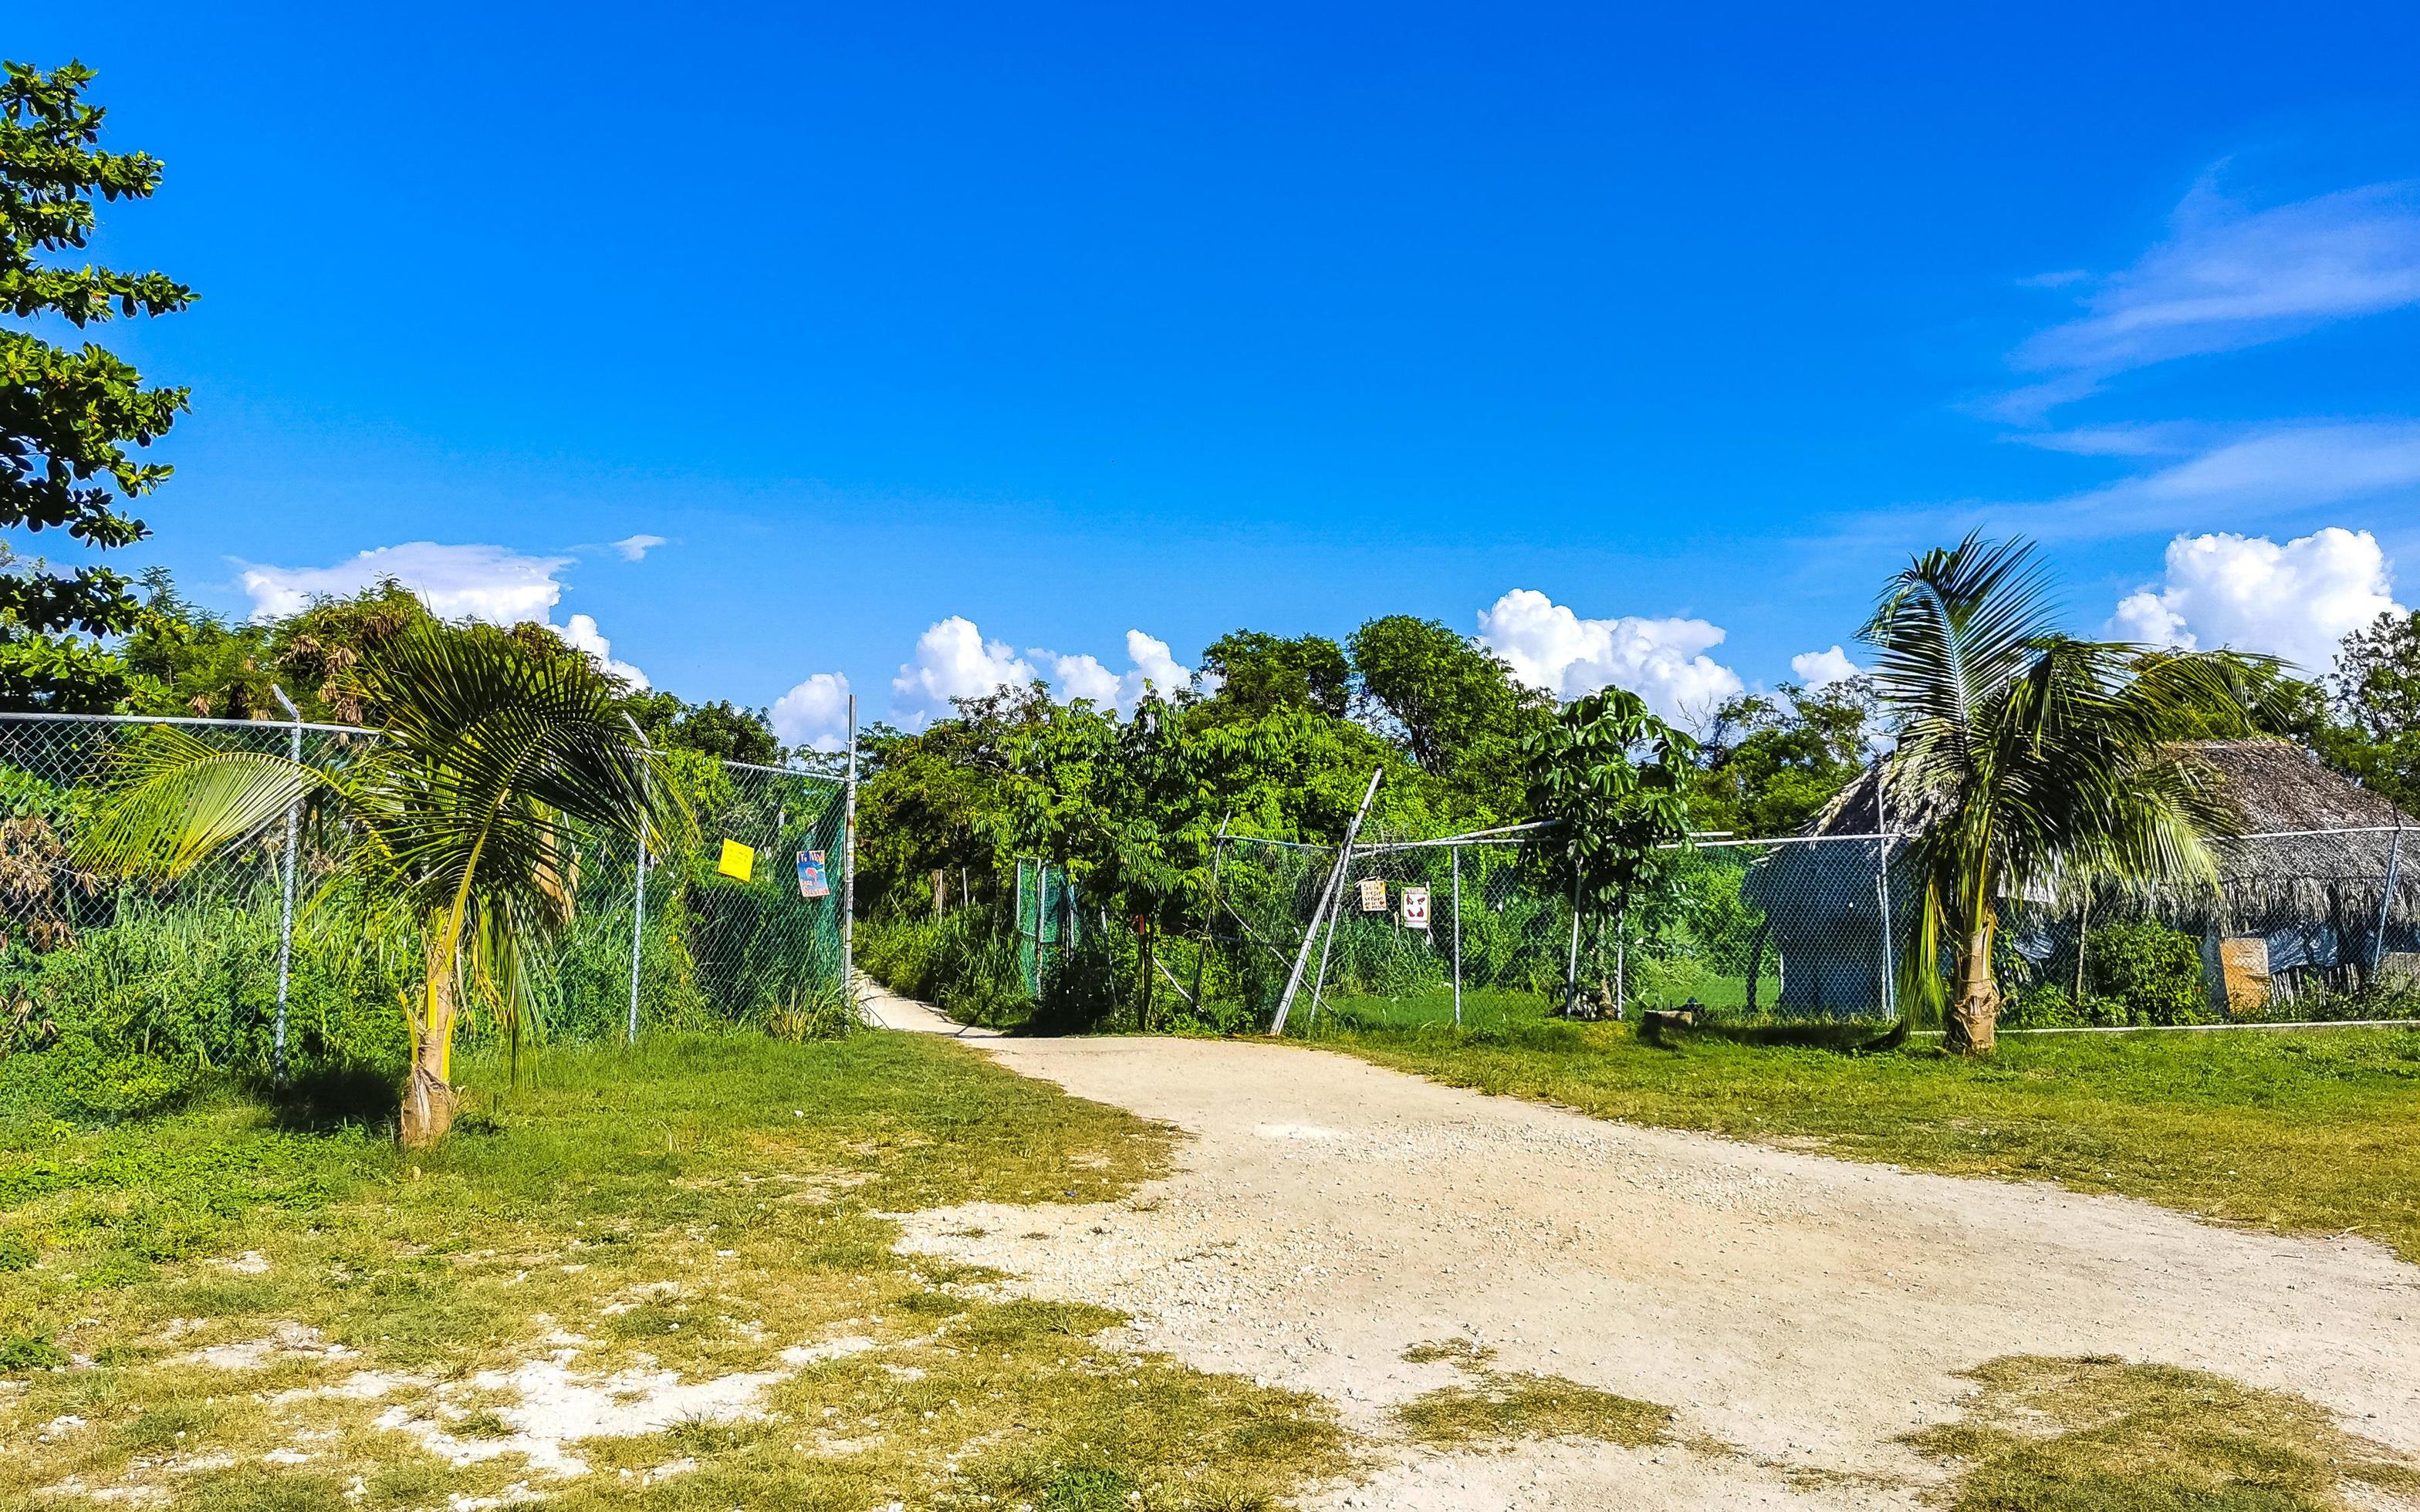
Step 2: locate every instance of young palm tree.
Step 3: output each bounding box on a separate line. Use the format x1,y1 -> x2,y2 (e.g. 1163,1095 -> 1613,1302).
1864,535 -> 2263,1054
83,620 -> 681,1143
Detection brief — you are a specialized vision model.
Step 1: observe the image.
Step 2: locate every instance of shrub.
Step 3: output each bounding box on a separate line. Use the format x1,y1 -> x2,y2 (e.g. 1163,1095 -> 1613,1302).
860,910 -> 1035,1028
2084,920 -> 2212,1025
2003,984 -> 2135,1030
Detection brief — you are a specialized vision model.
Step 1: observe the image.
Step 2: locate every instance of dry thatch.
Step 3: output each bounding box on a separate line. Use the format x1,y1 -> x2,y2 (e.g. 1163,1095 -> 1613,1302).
1802,739 -> 2418,930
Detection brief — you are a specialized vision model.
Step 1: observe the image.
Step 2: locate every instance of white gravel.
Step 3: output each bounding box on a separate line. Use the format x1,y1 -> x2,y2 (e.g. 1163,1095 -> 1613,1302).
864,984 -> 2420,1509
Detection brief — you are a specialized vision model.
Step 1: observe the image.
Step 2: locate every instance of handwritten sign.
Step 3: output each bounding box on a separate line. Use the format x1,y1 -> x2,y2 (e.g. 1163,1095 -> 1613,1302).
1357,877 -> 1388,913
717,839 -> 755,882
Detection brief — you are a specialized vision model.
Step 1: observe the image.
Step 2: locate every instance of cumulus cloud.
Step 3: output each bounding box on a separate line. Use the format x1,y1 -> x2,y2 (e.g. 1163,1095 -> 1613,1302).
2107,527 -> 2406,674
1790,646 -> 1862,688
2004,178 -> 2420,417
890,617 -> 1038,727
889,618 -> 1198,725
611,533 -> 668,562
772,672 -> 853,753
1475,589 -> 1743,729
553,613 -> 649,690
239,542 -> 572,625
238,542 -> 651,688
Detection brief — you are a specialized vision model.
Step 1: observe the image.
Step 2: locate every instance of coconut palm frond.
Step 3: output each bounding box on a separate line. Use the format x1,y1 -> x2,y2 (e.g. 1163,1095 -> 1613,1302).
78,727 -> 337,879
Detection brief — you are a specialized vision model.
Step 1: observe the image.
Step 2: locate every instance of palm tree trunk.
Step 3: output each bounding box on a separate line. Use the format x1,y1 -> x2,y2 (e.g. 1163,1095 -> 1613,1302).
401,929 -> 458,1147
1945,913 -> 1999,1055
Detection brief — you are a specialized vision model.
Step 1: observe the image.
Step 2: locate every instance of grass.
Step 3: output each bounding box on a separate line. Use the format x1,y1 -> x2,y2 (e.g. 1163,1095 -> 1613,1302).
0,1033 -> 1346,1510
1391,1338 -> 1677,1452
1906,1355 -> 2420,1510
1308,1010 -> 2420,1264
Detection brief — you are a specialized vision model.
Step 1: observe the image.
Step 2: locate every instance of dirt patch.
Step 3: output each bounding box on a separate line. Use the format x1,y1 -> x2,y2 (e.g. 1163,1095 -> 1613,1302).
867,984 -> 2420,1508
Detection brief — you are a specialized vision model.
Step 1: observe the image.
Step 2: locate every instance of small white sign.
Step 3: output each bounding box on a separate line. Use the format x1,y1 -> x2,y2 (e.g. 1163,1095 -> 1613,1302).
1401,886 -> 1431,930
1357,876 -> 1389,913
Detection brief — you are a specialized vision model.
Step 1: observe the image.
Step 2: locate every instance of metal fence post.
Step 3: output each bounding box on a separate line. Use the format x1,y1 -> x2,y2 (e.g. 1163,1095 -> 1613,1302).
843,694 -> 858,1002
270,685 -> 303,1084
1271,767 -> 1381,1035
1450,842 -> 1462,1028
1877,832 -> 1898,1021
2374,823 -> 2405,974
627,804 -> 648,1045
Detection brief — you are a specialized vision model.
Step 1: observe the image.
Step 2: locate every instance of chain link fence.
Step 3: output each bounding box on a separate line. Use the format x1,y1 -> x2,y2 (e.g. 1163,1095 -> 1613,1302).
1205,818 -> 2418,1036
1009,856 -> 1081,999
0,712 -> 856,1078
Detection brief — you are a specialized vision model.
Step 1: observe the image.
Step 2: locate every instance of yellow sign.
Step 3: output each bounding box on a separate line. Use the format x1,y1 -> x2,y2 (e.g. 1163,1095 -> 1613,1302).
717,839 -> 756,882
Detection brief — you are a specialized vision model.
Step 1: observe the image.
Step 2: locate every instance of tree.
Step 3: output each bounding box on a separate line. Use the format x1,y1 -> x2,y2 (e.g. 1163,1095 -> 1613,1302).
1,61 -> 193,711
2328,609 -> 2420,810
1348,615 -> 1551,815
1196,631 -> 1350,723
83,620 -> 678,1144
1864,535 -> 2264,1055
1521,687 -> 1696,1014
626,693 -> 788,768
996,694 -> 1222,1030
1689,680 -> 1874,837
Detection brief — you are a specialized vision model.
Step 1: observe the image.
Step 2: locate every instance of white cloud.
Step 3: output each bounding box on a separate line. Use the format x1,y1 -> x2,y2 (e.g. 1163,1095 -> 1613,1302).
2107,527 -> 2405,674
1475,589 -> 1743,729
238,542 -> 572,625
2005,177 -> 2420,416
611,533 -> 668,562
890,617 -> 1197,724
553,613 -> 649,690
772,672 -> 853,753
1041,629 -> 1195,710
1790,645 -> 1862,688
890,617 -> 1037,727
1877,419 -> 2420,545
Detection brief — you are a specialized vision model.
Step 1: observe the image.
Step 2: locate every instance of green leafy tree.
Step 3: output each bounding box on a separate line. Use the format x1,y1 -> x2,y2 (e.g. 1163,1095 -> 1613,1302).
856,685 -> 1049,911
625,693 -> 789,768
1689,680 -> 1874,836
2328,609 -> 2420,810
1196,631 -> 1350,723
999,696 -> 1218,1029
1521,687 -> 1696,1014
1348,614 -> 1551,815
1865,535 -> 2266,1055
83,620 -> 681,1145
1,61 -> 192,711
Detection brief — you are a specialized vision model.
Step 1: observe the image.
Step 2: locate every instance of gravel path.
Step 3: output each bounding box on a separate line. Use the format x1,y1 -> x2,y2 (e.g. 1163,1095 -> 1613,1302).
863,985 -> 2420,1509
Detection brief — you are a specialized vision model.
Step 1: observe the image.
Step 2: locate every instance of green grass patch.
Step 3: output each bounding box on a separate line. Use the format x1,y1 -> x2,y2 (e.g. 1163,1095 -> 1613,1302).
1316,1014 -> 2420,1263
1391,1336 -> 1677,1452
1905,1355 -> 2420,1510
0,1032 -> 1344,1510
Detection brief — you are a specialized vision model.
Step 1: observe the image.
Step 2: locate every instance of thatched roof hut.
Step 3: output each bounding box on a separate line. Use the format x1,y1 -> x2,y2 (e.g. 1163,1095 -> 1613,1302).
1800,739 -> 2416,930
1744,739 -> 2417,1013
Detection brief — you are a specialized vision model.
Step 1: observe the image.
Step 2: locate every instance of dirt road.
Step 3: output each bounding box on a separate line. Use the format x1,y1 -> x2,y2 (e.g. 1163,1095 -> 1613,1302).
862,986 -> 2420,1509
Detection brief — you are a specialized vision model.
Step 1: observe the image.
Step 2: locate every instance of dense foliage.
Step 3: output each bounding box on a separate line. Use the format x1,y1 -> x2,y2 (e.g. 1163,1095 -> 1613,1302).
0,62 -> 192,712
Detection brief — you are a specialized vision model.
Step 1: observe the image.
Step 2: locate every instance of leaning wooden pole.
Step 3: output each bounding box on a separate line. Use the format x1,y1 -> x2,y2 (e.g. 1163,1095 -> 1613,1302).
1269,768 -> 1383,1035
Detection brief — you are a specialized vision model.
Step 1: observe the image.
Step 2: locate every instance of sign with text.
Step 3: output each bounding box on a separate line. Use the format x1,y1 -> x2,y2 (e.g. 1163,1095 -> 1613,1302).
1357,876 -> 1389,913
717,839 -> 755,883
796,849 -> 830,898
1401,885 -> 1430,930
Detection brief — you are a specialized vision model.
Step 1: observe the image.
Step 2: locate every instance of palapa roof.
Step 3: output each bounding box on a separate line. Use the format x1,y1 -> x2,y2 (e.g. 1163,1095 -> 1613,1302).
1799,739 -> 2417,928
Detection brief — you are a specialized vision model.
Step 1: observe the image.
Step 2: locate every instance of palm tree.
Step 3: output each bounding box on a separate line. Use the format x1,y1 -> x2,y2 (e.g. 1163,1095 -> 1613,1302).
1864,535 -> 2264,1054
83,620 -> 681,1143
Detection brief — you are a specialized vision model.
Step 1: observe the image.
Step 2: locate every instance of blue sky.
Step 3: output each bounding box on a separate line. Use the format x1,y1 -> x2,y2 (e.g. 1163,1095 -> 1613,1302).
15,2 -> 2420,748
